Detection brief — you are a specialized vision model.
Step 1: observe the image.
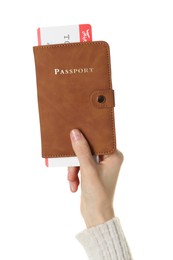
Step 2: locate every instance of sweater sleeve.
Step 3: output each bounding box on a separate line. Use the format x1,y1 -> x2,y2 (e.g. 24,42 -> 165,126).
76,217 -> 133,260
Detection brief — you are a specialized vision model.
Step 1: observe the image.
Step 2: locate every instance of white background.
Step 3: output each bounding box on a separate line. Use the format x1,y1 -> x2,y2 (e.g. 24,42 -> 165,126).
0,0 -> 173,259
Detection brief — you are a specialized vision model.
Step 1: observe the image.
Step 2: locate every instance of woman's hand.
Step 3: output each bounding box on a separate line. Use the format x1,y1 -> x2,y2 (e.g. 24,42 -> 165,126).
67,129 -> 123,228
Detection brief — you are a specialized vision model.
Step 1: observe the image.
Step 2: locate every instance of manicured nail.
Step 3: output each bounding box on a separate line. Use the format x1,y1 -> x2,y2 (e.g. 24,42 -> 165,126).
70,129 -> 82,142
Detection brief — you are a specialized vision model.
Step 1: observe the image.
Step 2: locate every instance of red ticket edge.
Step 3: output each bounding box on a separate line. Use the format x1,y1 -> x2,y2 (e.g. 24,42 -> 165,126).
79,24 -> 92,42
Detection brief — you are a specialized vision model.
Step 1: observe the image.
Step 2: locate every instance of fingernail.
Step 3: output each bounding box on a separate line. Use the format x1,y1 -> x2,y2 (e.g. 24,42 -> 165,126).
70,129 -> 82,142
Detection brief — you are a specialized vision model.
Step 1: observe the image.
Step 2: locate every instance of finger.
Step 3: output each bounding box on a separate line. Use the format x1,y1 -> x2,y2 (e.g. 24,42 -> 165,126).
98,154 -> 109,163
67,167 -> 80,193
70,129 -> 96,167
67,166 -> 80,182
98,153 -> 113,163
110,150 -> 124,165
69,178 -> 80,193
100,149 -> 124,168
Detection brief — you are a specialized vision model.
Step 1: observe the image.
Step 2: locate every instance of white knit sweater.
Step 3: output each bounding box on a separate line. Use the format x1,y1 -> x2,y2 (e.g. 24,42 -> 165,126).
76,218 -> 133,260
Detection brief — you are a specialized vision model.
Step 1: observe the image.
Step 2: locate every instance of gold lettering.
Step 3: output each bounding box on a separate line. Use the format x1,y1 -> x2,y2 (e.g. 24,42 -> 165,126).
84,68 -> 89,73
60,70 -> 65,74
54,68 -> 94,75
54,69 -> 59,75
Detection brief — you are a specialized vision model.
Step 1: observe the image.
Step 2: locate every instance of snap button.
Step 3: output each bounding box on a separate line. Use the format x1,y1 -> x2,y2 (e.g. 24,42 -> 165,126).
97,95 -> 106,103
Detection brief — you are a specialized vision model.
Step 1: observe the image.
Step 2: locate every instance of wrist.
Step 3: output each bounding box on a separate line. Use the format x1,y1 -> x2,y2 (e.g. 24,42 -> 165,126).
82,207 -> 115,228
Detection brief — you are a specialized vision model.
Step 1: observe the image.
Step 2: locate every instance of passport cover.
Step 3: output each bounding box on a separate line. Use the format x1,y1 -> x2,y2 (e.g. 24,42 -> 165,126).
33,41 -> 116,158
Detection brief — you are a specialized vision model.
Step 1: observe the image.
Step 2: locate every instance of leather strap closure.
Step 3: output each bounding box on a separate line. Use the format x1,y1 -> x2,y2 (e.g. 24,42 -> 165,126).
90,89 -> 115,109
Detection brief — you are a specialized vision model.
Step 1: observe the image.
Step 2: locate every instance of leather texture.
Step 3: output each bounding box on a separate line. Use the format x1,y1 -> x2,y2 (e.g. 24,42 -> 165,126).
33,41 -> 116,158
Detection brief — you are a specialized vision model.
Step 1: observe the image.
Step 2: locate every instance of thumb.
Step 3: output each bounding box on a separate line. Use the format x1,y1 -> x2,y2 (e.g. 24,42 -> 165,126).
70,129 -> 95,166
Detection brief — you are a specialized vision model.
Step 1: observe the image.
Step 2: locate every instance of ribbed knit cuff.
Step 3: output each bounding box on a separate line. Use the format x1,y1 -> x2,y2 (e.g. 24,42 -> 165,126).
76,217 -> 132,260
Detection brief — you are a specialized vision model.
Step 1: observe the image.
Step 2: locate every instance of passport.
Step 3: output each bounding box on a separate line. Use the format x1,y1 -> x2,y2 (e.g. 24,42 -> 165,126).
33,41 -> 116,163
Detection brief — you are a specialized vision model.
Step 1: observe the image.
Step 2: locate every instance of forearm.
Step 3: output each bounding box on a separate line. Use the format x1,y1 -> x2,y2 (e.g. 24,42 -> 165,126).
76,217 -> 133,260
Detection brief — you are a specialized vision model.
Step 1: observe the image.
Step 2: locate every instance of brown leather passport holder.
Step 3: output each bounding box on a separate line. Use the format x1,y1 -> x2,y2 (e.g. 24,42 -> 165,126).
33,41 -> 116,158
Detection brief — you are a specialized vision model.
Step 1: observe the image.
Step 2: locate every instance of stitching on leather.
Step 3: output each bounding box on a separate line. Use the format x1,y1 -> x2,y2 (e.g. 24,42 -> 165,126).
34,41 -> 109,49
